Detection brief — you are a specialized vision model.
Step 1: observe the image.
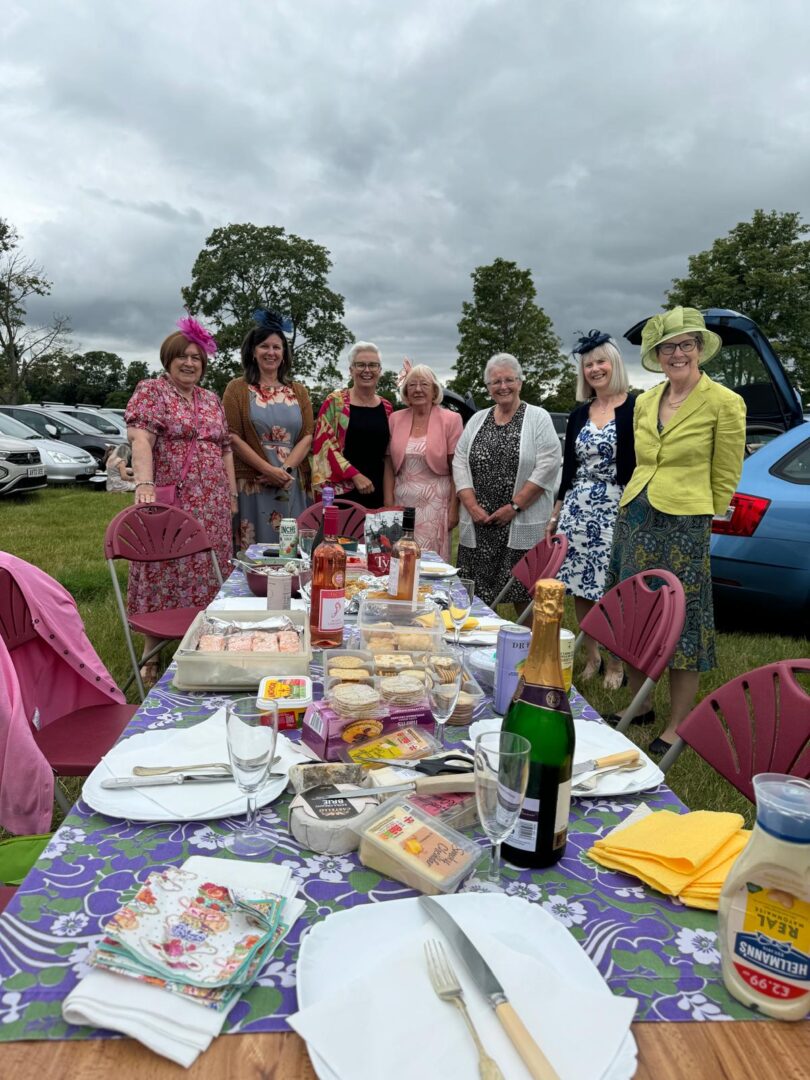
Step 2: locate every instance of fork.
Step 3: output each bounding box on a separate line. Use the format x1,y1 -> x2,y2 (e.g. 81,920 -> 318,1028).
133,755 -> 280,776
425,939 -> 504,1080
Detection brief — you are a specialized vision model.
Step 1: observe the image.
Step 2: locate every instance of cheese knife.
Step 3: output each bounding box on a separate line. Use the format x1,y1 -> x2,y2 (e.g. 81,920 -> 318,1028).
420,896 -> 560,1080
571,749 -> 639,778
100,771 -> 285,789
301,773 -> 475,801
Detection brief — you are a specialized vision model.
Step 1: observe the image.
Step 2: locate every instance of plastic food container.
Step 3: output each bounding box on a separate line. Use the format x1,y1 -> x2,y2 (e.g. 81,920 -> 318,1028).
173,608 -> 312,689
357,799 -> 480,894
356,597 -> 443,655
256,676 -> 313,730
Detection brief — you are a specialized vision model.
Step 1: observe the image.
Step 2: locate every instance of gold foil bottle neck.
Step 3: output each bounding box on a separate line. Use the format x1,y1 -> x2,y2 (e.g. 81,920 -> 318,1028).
532,578 -> 565,623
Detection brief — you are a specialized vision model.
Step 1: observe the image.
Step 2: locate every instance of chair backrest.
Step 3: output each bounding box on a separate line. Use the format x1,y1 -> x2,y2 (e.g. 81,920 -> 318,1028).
511,534 -> 569,594
0,568 -> 38,652
296,499 -> 367,540
678,660 -> 810,803
579,569 -> 686,682
104,504 -> 217,563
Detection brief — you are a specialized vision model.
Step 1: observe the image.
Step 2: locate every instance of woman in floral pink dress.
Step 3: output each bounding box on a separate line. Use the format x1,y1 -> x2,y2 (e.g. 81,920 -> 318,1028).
222,310 -> 313,547
126,318 -> 237,686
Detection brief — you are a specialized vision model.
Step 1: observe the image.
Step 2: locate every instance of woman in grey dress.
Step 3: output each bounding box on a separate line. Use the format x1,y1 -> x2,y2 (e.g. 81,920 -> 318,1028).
222,310 -> 314,547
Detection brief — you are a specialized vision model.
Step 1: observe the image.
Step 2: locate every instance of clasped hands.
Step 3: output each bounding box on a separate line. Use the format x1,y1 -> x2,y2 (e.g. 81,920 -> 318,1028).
259,464 -> 294,490
469,501 -> 516,527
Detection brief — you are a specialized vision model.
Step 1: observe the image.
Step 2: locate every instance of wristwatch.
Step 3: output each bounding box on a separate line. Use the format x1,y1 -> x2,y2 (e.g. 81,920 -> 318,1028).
510,501 -> 521,513
284,466 -> 295,475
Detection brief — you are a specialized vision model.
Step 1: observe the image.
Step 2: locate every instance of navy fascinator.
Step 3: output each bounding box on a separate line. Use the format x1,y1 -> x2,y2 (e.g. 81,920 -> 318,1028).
572,329 -> 611,356
253,309 -> 293,335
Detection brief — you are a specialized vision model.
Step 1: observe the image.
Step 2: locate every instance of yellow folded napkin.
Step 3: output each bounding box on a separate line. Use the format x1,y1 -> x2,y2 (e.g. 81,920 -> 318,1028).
678,829 -> 751,910
590,810 -> 746,901
440,611 -> 478,632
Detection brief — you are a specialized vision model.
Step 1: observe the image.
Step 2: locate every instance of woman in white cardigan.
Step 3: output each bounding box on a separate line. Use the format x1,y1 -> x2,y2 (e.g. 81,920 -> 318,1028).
452,353 -> 561,606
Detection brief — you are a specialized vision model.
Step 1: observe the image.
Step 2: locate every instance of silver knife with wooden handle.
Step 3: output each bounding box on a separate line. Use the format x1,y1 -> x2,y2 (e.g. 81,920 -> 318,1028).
420,896 -> 560,1080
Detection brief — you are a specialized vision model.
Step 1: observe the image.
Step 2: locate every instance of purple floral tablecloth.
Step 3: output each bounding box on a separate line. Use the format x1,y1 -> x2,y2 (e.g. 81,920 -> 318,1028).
0,570 -> 758,1045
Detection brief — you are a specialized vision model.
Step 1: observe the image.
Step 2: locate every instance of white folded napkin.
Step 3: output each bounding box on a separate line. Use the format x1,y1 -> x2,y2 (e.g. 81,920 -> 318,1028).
88,708 -> 307,820
63,856 -> 304,1068
289,926 -> 636,1080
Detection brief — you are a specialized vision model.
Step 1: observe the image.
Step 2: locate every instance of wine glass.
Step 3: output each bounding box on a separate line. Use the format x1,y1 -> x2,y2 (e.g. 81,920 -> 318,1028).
297,567 -> 313,608
446,578 -> 475,645
426,651 -> 463,745
298,528 -> 317,567
473,730 -> 530,888
224,697 -> 278,857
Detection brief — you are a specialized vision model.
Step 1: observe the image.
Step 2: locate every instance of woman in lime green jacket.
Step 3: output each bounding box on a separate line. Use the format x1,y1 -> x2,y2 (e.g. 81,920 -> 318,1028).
605,307 -> 746,755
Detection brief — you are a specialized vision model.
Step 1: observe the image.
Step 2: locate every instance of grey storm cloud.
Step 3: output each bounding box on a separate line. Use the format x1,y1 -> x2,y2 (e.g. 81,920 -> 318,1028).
4,0 -> 810,387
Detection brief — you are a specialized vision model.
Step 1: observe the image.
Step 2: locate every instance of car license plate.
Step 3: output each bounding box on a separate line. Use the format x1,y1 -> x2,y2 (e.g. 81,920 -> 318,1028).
28,466 -> 45,477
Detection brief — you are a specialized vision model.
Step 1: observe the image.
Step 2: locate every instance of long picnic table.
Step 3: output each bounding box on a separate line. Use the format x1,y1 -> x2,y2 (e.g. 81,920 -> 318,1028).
0,568 -> 806,1077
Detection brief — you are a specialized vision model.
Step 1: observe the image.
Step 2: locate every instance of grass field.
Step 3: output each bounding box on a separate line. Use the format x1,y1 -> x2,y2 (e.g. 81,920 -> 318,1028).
3,485 -> 808,832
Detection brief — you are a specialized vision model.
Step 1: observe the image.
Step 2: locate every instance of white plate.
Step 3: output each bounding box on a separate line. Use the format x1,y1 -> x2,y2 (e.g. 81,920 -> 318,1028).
296,893 -> 637,1080
82,710 -> 306,822
466,717 -> 664,797
418,561 -> 457,578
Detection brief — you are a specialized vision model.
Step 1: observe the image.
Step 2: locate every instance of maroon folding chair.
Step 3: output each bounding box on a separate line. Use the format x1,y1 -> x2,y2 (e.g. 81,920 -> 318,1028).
490,533 -> 569,622
296,498 -> 367,540
578,569 -> 686,733
658,660 -> 810,785
105,504 -> 223,700
0,567 -> 135,814
0,887 -> 16,913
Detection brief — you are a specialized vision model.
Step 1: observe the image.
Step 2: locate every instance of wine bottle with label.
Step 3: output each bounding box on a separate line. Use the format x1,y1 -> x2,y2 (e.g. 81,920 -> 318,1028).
309,506 -> 346,648
387,506 -> 421,602
502,577 -> 575,868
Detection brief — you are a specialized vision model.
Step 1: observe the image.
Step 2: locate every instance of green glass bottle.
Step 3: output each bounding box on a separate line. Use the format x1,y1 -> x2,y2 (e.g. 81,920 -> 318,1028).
502,578 -> 575,868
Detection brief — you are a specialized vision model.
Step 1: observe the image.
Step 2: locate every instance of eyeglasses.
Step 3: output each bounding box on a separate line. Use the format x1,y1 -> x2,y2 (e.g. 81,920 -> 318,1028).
658,340 -> 699,356
487,377 -> 519,387
353,362 -> 381,371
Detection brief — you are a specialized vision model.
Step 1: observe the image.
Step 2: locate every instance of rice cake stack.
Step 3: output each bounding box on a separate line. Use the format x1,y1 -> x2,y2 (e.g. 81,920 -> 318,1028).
329,683 -> 382,720
380,675 -> 425,707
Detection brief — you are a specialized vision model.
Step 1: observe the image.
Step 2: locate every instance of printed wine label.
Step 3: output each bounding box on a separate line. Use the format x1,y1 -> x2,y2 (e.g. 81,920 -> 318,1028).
318,589 -> 345,632
518,682 -> 570,712
727,882 -> 810,1001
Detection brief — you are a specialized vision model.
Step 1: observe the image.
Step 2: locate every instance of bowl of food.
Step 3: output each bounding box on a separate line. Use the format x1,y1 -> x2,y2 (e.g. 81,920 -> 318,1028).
337,536 -> 359,553
238,555 -> 304,597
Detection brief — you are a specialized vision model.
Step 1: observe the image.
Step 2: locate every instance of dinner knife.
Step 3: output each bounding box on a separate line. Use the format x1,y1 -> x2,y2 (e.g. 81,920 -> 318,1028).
571,749 -> 639,778
100,771 -> 285,789
301,773 -> 475,801
420,896 -> 560,1080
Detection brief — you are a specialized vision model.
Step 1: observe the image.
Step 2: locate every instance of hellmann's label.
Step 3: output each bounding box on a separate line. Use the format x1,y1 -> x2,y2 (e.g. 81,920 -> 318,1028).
727,883 -> 810,1002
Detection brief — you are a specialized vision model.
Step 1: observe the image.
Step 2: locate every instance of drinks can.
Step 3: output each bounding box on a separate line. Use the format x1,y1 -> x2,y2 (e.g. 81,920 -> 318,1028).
559,629 -> 575,693
278,518 -> 298,558
266,570 -> 292,610
493,624 -> 531,714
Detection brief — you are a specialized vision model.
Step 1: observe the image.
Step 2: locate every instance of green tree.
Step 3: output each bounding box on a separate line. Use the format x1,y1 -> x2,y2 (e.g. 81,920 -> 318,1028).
0,219 -> 71,403
667,209 -> 810,403
450,258 -> 563,406
181,223 -> 353,394
540,365 -> 578,412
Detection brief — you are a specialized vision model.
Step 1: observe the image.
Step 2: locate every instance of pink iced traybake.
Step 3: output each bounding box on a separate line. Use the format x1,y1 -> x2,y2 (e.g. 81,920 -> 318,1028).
226,632 -> 254,652
277,630 -> 300,653
251,633 -> 279,652
198,634 -> 226,652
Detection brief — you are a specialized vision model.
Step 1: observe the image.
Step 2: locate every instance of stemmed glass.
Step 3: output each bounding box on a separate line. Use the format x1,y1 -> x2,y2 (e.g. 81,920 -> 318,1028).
297,567 -> 313,609
224,697 -> 278,857
473,730 -> 531,888
426,651 -> 463,746
297,528 -> 317,567
446,578 -> 475,645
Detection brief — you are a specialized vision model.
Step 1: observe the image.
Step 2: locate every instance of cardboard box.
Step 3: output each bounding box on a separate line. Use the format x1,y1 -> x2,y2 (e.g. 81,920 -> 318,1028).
301,699 -> 435,761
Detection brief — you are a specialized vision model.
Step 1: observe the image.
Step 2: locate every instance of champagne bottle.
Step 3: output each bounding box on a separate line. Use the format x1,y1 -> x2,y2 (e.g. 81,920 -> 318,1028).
309,506 -> 346,647
387,507 -> 421,602
502,578 -> 575,868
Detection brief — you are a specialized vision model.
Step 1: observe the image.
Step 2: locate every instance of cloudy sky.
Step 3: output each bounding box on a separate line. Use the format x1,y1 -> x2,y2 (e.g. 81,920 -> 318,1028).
4,0 -> 810,390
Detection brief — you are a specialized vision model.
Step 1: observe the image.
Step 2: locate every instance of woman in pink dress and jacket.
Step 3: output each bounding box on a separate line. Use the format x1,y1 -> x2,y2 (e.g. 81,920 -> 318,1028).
384,364 -> 462,561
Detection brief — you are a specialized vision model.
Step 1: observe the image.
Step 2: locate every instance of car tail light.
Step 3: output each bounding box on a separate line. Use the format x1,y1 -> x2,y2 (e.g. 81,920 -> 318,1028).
712,493 -> 771,536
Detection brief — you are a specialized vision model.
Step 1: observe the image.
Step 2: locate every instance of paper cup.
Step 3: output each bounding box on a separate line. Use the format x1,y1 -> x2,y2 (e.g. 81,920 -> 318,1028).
266,573 -> 292,610
560,629 -> 575,693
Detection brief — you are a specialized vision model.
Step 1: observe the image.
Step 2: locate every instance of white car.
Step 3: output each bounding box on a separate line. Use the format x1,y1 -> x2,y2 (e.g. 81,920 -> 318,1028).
0,433 -> 47,495
0,411 -> 98,484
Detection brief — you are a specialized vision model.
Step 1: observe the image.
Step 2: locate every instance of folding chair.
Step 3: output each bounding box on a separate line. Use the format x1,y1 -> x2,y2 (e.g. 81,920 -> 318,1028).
490,533 -> 569,623
105,504 -> 223,700
0,568 -> 135,815
658,660 -> 810,785
296,498 -> 367,540
578,569 -> 686,734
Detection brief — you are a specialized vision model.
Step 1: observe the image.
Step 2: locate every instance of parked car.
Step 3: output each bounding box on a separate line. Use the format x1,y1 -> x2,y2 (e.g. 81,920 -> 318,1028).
40,402 -> 128,438
0,434 -> 47,495
0,405 -> 124,464
710,422 -> 810,613
0,412 -> 97,484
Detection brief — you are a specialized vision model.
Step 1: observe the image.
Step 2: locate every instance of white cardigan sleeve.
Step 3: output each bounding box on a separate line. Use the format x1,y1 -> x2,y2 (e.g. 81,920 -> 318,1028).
526,408 -> 562,491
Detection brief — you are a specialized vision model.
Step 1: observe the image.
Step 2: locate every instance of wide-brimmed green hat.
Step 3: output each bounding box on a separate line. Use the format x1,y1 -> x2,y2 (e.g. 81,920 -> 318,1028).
640,306 -> 722,372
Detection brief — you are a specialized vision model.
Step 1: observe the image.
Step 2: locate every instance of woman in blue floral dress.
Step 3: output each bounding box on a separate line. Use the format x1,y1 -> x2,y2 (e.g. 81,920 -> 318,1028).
222,311 -> 313,547
547,332 -> 636,688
